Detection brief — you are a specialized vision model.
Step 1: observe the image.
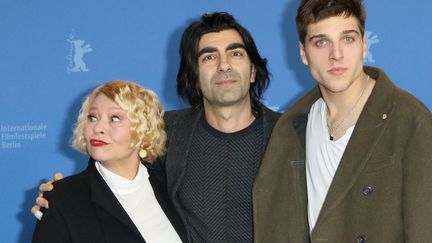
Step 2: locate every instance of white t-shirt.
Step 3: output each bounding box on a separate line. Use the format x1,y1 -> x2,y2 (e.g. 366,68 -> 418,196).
96,161 -> 181,243
305,98 -> 354,232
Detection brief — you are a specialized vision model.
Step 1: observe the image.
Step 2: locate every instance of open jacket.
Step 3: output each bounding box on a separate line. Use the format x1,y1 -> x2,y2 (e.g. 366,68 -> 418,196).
155,104 -> 280,241
32,158 -> 187,243
253,66 -> 432,242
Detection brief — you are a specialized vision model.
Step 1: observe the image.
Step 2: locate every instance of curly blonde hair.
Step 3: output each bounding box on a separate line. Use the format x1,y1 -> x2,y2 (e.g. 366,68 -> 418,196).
71,80 -> 166,162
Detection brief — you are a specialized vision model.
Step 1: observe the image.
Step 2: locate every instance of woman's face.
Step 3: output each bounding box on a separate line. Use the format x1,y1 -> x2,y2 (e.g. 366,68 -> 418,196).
83,93 -> 140,170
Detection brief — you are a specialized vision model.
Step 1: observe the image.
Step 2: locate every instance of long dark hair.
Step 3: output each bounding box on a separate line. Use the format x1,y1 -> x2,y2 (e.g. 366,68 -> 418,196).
177,12 -> 270,115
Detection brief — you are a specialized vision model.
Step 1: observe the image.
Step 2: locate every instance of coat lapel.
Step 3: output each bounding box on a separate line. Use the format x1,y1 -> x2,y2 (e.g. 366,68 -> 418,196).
87,160 -> 144,240
254,90 -> 317,242
260,105 -> 281,153
292,87 -> 321,236
147,167 -> 188,242
165,108 -> 202,199
314,67 -> 395,229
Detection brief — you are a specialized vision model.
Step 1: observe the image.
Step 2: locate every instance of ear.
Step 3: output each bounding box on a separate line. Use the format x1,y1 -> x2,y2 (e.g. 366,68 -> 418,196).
362,34 -> 367,59
299,42 -> 309,65
250,65 -> 256,83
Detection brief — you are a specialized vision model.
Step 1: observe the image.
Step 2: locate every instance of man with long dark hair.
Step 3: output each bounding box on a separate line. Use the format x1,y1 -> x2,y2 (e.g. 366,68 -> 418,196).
161,12 -> 279,242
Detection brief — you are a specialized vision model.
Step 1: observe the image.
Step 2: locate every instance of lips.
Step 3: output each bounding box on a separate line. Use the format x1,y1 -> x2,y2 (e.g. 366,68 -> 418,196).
328,67 -> 347,76
216,79 -> 236,85
89,139 -> 109,147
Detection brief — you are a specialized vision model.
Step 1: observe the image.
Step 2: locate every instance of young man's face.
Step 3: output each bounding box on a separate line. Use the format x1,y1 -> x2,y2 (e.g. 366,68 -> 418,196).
197,29 -> 256,108
300,15 -> 367,95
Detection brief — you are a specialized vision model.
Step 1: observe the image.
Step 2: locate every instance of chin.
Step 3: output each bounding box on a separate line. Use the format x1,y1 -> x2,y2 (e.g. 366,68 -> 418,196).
88,152 -> 106,162
320,84 -> 348,94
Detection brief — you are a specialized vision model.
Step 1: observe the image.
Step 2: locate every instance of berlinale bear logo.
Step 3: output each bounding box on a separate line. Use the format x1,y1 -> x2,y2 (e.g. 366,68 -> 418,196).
67,32 -> 93,73
364,31 -> 379,63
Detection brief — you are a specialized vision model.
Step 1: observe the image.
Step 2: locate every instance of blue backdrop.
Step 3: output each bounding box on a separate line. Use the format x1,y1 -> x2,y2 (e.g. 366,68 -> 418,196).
1,0 -> 430,242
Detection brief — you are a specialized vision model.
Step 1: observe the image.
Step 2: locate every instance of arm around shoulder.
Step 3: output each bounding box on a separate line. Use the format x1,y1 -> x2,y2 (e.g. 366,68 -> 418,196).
32,190 -> 71,243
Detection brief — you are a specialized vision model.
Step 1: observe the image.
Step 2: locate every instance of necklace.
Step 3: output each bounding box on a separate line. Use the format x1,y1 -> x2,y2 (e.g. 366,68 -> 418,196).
327,75 -> 370,141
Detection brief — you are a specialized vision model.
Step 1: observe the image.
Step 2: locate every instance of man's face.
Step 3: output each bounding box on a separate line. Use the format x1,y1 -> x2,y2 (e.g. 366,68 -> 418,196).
197,29 -> 256,108
299,15 -> 367,94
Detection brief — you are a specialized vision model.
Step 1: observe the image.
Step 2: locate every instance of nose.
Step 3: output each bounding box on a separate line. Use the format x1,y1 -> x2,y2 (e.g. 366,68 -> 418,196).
217,54 -> 232,72
329,43 -> 343,61
93,119 -> 106,134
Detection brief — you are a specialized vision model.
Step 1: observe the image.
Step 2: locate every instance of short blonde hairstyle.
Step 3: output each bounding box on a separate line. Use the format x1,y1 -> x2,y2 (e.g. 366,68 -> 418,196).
71,80 -> 166,162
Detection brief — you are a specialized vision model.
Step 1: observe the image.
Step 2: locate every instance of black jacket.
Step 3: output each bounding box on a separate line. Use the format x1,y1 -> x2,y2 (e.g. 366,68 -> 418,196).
32,158 -> 187,243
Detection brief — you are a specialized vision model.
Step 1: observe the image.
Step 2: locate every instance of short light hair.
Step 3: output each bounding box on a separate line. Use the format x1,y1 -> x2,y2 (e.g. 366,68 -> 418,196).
71,80 -> 166,162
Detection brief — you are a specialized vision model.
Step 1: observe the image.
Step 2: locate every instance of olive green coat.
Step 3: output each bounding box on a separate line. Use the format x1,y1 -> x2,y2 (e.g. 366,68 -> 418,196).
253,66 -> 432,243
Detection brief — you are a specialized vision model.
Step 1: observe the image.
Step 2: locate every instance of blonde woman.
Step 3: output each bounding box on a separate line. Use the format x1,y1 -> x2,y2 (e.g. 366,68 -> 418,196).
33,81 -> 186,242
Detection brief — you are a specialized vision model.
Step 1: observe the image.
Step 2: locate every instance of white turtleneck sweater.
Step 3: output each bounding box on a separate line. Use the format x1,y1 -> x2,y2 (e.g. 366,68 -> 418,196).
95,161 -> 181,243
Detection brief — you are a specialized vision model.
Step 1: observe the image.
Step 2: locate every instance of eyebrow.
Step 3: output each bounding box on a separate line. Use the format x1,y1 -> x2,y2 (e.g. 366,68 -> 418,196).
308,34 -> 327,42
308,29 -> 360,42
198,42 -> 246,57
88,106 -> 124,112
341,29 -> 360,35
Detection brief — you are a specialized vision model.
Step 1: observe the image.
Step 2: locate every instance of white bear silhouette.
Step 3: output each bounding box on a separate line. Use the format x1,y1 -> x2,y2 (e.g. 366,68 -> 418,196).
71,39 -> 93,72
365,31 -> 379,63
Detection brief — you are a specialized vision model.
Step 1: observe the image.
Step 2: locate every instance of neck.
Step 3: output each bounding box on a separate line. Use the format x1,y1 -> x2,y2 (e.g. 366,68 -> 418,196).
322,72 -> 371,116
100,157 -> 140,180
203,98 -> 255,133
322,72 -> 376,140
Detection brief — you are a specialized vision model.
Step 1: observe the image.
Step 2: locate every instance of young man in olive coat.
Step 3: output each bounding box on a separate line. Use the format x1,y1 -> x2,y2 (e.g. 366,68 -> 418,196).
253,0 -> 432,242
